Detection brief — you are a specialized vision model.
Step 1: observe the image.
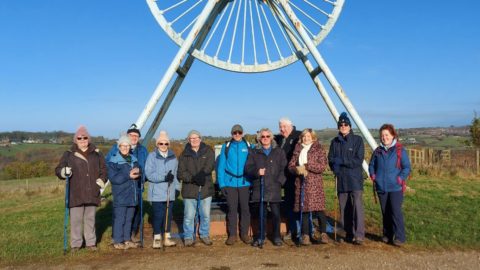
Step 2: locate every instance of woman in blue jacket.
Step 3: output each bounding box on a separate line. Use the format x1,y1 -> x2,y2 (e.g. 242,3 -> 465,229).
369,124 -> 411,246
107,134 -> 141,250
145,131 -> 179,248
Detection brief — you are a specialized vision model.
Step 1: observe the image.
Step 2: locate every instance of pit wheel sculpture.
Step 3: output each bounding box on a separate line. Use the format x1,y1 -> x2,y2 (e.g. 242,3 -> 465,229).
138,0 -> 378,171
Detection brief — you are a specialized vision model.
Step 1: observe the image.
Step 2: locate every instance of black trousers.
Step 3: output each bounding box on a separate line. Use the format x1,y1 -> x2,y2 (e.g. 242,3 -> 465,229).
225,186 -> 251,237
251,202 -> 281,240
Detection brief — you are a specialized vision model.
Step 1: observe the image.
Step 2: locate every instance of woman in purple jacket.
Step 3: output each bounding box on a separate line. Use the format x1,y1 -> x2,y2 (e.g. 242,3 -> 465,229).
369,124 -> 411,246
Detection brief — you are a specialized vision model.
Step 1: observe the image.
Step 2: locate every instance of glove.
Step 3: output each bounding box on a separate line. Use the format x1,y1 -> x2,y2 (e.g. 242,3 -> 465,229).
193,171 -> 206,186
370,174 -> 376,183
61,167 -> 72,178
96,178 -> 106,189
166,170 -> 174,185
296,166 -> 309,177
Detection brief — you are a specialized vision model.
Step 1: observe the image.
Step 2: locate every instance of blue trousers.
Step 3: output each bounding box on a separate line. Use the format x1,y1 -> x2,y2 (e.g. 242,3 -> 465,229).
152,201 -> 174,235
131,189 -> 143,234
377,191 -> 406,242
183,196 -> 212,240
113,206 -> 135,244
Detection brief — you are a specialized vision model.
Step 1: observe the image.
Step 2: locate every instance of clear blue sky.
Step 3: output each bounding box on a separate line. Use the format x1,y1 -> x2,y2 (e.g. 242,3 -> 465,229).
1,1 -> 479,139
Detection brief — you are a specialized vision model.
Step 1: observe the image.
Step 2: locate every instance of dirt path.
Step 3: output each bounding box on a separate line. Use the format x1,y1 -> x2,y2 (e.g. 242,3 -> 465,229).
16,238 -> 480,270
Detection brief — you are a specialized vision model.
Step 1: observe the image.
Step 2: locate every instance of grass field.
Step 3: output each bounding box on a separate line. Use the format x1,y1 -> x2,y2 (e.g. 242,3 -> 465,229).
1,174 -> 479,266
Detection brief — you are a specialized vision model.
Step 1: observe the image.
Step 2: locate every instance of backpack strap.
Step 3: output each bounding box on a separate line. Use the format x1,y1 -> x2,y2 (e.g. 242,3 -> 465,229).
396,143 -> 403,169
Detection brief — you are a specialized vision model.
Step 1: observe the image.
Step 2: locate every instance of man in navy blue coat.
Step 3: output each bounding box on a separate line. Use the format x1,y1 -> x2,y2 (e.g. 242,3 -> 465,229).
328,112 -> 365,245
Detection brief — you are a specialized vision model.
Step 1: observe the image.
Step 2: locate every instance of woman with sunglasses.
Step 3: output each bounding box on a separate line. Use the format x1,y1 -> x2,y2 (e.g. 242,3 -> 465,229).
55,126 -> 107,252
288,128 -> 329,245
216,124 -> 253,245
145,131 -> 179,248
245,128 -> 287,247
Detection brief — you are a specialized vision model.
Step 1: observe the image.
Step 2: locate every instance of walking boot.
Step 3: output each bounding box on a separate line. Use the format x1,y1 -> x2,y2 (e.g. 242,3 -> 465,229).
200,236 -> 213,246
240,234 -> 252,245
164,233 -> 177,247
125,241 -> 139,249
184,238 -> 195,247
301,234 -> 311,246
225,236 -> 237,245
320,233 -> 330,244
153,234 -> 163,249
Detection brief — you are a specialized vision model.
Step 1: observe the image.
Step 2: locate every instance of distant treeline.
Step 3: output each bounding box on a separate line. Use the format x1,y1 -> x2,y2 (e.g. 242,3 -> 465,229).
0,131 -> 111,144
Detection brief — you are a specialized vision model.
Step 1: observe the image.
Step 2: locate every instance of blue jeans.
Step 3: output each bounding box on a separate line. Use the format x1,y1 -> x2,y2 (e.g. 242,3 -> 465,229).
183,196 -> 212,240
113,206 -> 135,244
152,201 -> 174,235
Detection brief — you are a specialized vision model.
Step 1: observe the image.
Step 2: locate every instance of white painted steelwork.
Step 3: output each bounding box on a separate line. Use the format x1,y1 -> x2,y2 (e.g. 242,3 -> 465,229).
139,0 -> 377,175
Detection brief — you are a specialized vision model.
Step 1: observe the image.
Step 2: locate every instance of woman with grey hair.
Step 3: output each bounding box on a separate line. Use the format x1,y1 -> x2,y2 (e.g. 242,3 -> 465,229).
107,133 -> 141,250
245,128 -> 287,247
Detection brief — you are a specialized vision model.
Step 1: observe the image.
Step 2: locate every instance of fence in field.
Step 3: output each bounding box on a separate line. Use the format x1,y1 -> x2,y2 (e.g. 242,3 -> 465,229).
364,147 -> 480,175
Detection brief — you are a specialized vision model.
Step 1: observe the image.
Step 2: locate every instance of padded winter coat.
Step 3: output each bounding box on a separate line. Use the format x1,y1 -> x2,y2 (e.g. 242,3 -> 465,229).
288,141 -> 328,212
55,144 -> 107,208
107,152 -> 140,207
106,143 -> 148,188
328,131 -> 365,192
368,141 -> 411,193
178,142 -> 215,200
216,139 -> 252,189
145,149 -> 179,202
244,144 -> 287,203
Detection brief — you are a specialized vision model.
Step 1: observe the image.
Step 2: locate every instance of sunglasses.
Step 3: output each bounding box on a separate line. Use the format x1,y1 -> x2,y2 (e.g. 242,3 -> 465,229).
261,135 -> 271,139
157,143 -> 169,146
77,136 -> 88,141
232,131 -> 243,135
339,124 -> 349,127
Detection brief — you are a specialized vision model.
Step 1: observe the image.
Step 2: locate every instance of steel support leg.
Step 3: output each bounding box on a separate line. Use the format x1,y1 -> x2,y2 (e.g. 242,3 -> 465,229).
135,0 -> 219,130
278,0 -> 378,153
142,1 -> 229,146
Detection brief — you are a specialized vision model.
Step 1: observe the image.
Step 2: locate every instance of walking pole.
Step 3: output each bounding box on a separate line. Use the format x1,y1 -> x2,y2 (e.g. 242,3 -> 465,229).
334,175 -> 338,242
298,175 -> 305,247
259,176 -> 264,249
140,171 -> 145,247
63,173 -> 70,255
194,186 -> 202,241
163,181 -> 171,251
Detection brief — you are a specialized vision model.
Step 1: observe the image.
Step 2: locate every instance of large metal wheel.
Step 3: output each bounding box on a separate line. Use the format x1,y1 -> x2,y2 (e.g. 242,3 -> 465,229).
147,0 -> 345,73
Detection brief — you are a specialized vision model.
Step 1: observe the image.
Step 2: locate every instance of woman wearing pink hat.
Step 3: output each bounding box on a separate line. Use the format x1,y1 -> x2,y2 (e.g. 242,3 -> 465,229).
55,125 -> 107,252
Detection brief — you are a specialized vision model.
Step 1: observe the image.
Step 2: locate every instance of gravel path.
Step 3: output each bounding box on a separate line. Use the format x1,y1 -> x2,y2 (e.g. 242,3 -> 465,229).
16,238 -> 480,270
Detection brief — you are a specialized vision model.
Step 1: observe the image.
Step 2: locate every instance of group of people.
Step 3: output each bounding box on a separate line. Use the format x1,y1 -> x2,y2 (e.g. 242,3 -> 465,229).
55,113 -> 411,252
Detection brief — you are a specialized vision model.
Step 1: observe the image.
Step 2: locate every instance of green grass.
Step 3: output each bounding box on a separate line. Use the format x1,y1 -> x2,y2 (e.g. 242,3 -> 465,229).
1,175 -> 479,266
322,173 -> 480,248
0,144 -> 66,158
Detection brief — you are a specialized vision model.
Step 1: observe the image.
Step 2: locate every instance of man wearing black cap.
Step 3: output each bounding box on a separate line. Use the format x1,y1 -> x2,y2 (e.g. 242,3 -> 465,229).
328,112 -> 365,245
216,124 -> 253,245
106,124 -> 149,242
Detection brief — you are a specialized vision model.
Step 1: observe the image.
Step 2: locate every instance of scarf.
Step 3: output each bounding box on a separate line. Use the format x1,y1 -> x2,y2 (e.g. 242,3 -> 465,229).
298,143 -> 312,166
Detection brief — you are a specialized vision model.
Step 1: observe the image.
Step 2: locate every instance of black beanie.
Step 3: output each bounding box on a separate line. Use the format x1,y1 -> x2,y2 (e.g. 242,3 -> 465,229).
127,123 -> 141,137
337,112 -> 351,128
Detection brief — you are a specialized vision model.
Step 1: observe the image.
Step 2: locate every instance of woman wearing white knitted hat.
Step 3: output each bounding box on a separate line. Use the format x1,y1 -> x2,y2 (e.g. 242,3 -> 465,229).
145,131 -> 179,248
